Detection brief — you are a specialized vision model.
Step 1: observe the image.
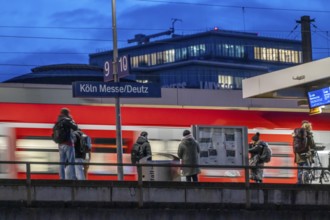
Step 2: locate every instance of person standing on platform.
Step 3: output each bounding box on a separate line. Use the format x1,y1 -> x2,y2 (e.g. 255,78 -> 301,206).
52,108 -> 78,180
178,130 -> 201,182
72,130 -> 92,180
248,132 -> 265,183
131,131 -> 152,164
293,120 -> 316,184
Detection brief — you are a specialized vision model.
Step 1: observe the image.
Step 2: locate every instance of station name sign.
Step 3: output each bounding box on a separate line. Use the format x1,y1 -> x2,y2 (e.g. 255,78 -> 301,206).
72,81 -> 161,98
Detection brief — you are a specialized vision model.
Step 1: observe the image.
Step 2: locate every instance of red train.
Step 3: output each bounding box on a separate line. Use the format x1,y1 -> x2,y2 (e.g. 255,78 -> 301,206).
0,103 -> 329,183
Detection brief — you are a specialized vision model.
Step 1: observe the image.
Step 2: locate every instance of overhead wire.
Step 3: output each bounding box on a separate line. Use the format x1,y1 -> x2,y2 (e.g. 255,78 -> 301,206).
137,0 -> 330,13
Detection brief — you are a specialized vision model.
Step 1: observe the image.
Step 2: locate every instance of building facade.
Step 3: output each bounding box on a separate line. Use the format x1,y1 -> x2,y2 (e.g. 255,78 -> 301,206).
5,29 -> 302,88
89,30 -> 302,90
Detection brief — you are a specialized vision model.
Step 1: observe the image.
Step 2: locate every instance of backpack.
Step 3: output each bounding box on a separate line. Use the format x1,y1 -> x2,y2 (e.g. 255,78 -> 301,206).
293,128 -> 308,153
52,119 -> 70,143
131,143 -> 143,164
79,132 -> 92,153
259,142 -> 272,163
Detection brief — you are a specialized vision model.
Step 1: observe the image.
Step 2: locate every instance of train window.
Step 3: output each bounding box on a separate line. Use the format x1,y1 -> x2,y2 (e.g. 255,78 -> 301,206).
149,140 -> 166,153
88,153 -> 135,175
268,143 -> 292,155
166,140 -> 181,156
15,138 -> 59,173
148,139 -> 181,156
263,157 -> 295,178
16,138 -> 58,149
93,138 -> 128,153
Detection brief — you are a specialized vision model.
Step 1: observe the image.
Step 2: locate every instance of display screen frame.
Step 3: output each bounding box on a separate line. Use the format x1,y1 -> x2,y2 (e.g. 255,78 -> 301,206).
307,86 -> 330,108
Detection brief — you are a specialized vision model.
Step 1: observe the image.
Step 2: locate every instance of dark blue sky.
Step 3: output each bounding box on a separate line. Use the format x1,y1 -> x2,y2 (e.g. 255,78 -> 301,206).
1,0 -> 330,82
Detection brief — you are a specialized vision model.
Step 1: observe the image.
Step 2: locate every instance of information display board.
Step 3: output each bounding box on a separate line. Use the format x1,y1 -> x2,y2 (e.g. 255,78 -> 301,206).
192,125 -> 248,177
307,86 -> 330,108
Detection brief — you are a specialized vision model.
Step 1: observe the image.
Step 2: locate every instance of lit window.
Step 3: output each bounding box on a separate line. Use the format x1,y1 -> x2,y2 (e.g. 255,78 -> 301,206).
181,47 -> 187,59
235,45 -> 244,58
157,51 -> 163,65
151,53 -> 157,65
255,46 -> 301,63
131,56 -> 139,68
254,47 -> 260,59
218,75 -> 234,89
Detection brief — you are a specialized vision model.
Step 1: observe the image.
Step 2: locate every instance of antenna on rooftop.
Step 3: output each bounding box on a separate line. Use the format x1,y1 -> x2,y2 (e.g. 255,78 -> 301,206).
171,18 -> 182,34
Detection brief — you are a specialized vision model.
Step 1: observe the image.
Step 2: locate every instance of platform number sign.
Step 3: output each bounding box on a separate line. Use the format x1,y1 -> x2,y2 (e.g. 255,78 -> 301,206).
104,55 -> 130,82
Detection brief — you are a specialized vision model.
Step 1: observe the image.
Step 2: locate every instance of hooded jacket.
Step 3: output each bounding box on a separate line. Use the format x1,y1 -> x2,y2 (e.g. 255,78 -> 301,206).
178,134 -> 201,176
136,135 -> 152,159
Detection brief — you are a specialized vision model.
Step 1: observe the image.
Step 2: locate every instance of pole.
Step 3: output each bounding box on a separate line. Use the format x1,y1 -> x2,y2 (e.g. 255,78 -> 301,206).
111,0 -> 124,180
297,15 -> 314,63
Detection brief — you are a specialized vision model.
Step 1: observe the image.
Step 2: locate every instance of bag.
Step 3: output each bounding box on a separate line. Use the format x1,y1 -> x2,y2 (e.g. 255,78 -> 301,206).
249,155 -> 259,166
52,119 -> 69,143
79,133 -> 92,153
293,128 -> 308,153
259,142 -> 272,163
131,143 -> 143,164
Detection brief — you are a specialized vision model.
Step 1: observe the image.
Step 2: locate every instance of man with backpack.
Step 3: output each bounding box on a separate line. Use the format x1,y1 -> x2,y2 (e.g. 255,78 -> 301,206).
131,131 -> 152,164
293,120 -> 316,184
73,130 -> 92,180
248,132 -> 271,183
52,108 -> 78,180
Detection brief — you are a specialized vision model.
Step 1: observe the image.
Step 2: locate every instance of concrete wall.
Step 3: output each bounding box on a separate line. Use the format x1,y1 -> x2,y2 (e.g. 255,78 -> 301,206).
1,180 -> 330,219
1,207 -> 329,220
1,180 -> 330,207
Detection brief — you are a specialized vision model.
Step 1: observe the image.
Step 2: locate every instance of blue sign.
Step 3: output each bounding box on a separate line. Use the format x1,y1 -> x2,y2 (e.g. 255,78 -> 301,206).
104,55 -> 130,82
307,87 -> 330,108
72,81 -> 161,98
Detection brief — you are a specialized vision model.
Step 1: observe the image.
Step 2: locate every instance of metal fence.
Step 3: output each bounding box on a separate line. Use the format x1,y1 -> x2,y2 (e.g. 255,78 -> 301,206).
1,160 -> 330,183
1,161 -> 330,208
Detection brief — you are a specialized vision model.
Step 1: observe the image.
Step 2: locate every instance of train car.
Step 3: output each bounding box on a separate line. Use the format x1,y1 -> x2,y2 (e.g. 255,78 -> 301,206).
0,103 -> 329,183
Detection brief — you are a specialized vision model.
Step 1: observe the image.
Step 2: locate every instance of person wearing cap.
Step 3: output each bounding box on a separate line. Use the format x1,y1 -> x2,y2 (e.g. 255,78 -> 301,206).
248,132 -> 264,183
177,130 -> 201,182
295,120 -> 316,184
55,108 -> 78,180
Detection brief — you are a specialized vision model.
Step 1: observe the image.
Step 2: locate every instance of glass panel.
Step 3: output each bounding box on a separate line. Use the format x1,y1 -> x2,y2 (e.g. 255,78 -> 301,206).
151,53 -> 157,65
218,75 -> 234,89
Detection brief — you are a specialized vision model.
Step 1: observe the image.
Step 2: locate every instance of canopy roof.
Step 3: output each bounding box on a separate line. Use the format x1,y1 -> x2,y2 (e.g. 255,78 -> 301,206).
242,57 -> 330,99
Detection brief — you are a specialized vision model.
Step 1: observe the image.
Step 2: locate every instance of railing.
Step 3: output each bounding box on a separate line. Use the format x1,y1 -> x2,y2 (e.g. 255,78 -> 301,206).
1,160 -> 330,182
1,161 -> 330,208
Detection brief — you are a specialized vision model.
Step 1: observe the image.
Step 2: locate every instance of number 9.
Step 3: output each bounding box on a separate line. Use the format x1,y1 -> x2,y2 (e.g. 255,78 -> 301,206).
104,61 -> 110,76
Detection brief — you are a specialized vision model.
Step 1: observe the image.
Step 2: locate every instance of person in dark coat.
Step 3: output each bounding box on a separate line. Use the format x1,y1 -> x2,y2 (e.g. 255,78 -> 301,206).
55,108 -> 78,180
248,132 -> 264,183
295,120 -> 316,184
135,131 -> 152,162
178,130 -> 201,182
